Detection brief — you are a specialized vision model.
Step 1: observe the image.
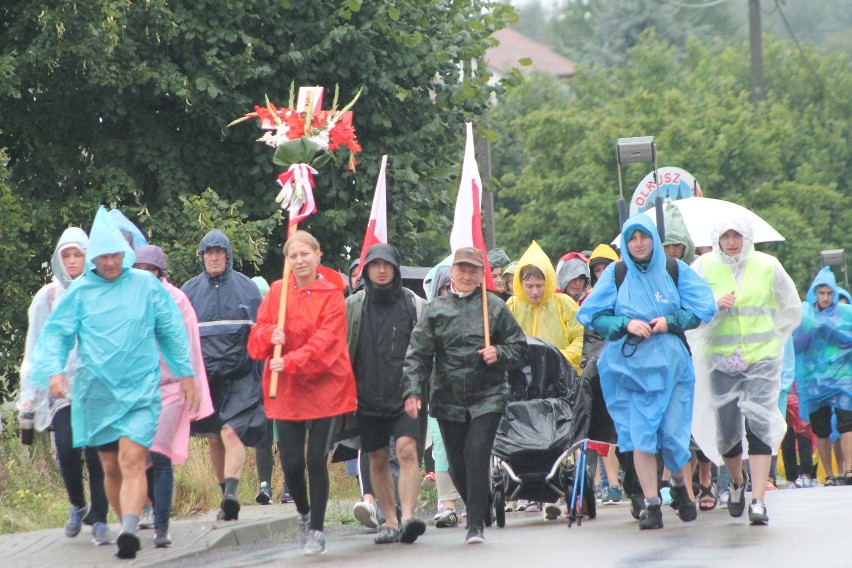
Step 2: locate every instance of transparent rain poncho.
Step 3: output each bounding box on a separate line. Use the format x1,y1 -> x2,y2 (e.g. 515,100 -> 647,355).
690,215 -> 802,463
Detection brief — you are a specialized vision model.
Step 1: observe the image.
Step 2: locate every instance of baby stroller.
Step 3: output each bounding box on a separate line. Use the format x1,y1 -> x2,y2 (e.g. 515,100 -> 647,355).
491,336 -> 595,527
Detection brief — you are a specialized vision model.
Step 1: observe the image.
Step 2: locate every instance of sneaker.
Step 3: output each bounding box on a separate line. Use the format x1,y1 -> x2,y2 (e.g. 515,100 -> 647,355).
297,513 -> 311,546
92,522 -> 111,546
638,504 -> 664,530
434,508 -> 459,528
596,485 -> 606,502
138,504 -> 154,529
255,482 -> 272,505
303,529 -> 326,555
794,475 -> 810,488
221,494 -> 240,521
399,518 -> 426,544
65,504 -> 89,538
629,493 -> 645,520
353,501 -> 379,529
513,501 -> 526,512
216,508 -> 225,521
280,489 -> 294,504
505,500 -> 515,512
718,490 -> 730,509
524,501 -> 542,513
115,531 -> 141,560
153,528 -> 172,548
660,487 -> 672,506
374,525 -> 400,544
748,499 -> 769,525
669,485 -> 697,522
603,485 -> 622,504
544,503 -> 562,520
727,470 -> 749,518
465,527 -> 485,544
422,471 -> 436,489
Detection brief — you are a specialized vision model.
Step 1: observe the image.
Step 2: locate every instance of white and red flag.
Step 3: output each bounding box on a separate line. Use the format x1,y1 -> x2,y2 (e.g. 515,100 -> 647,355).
357,154 -> 389,275
449,123 -> 494,289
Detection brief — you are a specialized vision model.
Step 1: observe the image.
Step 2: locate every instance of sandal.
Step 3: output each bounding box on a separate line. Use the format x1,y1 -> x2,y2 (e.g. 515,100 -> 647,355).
824,476 -> 836,487
698,483 -> 717,511
844,471 -> 852,486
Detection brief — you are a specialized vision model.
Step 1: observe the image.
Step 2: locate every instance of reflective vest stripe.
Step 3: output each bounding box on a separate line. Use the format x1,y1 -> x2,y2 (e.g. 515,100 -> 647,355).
197,319 -> 255,328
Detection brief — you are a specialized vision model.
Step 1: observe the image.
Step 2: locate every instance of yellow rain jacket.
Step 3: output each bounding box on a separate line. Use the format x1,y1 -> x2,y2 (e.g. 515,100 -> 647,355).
507,241 -> 584,374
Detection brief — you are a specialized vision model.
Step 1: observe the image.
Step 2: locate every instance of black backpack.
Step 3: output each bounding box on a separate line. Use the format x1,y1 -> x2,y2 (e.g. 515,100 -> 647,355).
613,256 -> 690,354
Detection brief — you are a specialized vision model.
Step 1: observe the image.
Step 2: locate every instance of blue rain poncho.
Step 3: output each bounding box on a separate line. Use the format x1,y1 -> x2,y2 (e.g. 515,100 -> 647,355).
793,267 -> 852,419
108,208 -> 148,250
18,227 -> 89,431
577,215 -> 716,472
30,207 -> 193,448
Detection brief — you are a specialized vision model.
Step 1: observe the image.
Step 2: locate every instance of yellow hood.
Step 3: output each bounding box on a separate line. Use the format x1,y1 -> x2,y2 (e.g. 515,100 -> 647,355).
513,241 -> 557,305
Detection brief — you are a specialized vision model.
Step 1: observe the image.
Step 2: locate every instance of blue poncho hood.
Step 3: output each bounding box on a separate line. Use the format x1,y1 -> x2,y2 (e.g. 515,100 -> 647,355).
86,206 -> 136,279
108,208 -> 148,250
806,266 -> 840,310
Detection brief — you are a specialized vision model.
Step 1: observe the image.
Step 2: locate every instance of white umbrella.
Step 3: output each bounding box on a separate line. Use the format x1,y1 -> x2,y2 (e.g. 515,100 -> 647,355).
639,197 -> 785,248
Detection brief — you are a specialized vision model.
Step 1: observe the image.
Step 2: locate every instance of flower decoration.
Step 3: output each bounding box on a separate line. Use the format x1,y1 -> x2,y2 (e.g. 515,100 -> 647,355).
229,84 -> 361,225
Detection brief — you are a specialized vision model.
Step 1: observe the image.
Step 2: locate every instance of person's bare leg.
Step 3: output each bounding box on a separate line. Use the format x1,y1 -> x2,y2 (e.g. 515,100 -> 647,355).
682,453 -> 697,500
369,447 -> 398,529
208,436 -> 226,484
816,437 -> 834,479
396,436 -> 420,522
840,431 -> 852,473
633,451 -> 659,499
99,450 -> 123,517
220,426 -> 246,479
699,461 -> 713,487
748,455 -> 771,501
602,451 -> 620,488
117,437 -> 149,524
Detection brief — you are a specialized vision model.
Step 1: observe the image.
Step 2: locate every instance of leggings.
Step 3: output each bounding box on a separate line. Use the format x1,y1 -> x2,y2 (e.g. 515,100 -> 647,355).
256,419 -> 275,484
439,412 -> 502,532
276,418 -> 333,531
52,406 -> 108,523
145,451 -> 173,530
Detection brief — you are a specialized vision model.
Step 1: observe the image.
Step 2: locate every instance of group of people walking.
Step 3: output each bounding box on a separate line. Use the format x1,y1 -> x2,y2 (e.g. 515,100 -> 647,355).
16,204 -> 852,560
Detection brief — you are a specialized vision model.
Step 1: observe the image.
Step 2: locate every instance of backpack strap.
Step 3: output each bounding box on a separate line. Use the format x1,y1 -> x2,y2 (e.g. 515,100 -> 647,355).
614,257 -> 679,290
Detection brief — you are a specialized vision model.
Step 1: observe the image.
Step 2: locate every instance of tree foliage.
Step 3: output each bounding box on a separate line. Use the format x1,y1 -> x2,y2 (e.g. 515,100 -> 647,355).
493,34 -> 852,294
0,0 -> 515,396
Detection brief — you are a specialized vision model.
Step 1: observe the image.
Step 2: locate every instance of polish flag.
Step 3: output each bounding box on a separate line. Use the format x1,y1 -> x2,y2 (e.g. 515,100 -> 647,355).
449,123 -> 494,289
357,154 -> 389,276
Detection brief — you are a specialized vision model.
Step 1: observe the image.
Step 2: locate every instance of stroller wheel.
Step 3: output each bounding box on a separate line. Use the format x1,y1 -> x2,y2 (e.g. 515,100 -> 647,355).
493,486 -> 506,528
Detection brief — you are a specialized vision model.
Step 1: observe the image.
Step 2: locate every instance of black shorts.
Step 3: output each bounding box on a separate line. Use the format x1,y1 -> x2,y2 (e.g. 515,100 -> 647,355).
357,412 -> 419,453
809,406 -> 852,438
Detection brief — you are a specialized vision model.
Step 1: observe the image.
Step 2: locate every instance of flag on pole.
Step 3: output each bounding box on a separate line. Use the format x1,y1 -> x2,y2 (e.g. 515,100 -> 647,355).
449,123 -> 494,289
357,154 -> 389,276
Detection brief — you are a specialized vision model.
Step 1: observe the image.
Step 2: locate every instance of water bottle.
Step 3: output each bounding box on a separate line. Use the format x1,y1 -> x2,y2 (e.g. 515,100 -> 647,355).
20,411 -> 35,445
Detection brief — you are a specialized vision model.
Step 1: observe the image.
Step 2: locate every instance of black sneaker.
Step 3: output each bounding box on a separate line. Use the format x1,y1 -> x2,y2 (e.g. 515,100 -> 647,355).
727,470 -> 749,518
638,504 -> 663,530
399,518 -> 426,544
115,531 -> 141,559
221,495 -> 240,521
669,485 -> 697,522
465,527 -> 485,544
255,482 -> 272,505
630,493 -> 645,520
374,525 -> 400,544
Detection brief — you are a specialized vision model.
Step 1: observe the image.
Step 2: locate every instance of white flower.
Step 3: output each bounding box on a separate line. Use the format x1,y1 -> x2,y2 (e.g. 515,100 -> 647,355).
307,131 -> 330,150
257,126 -> 291,148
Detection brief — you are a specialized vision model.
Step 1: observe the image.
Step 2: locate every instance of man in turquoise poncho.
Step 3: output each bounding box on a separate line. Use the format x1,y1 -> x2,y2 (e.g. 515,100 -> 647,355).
31,207 -> 199,560
793,267 -> 852,486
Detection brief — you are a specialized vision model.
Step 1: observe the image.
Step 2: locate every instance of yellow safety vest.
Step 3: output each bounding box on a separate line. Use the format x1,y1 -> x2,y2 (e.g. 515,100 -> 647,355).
702,256 -> 779,363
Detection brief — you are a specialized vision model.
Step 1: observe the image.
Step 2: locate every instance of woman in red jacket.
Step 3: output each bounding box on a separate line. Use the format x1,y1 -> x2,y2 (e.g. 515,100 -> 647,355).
248,230 -> 357,555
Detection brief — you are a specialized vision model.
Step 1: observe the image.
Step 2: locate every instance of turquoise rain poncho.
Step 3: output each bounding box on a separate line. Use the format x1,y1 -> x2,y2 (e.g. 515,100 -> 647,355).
792,267 -> 852,419
108,207 -> 148,249
576,215 -> 716,472
30,207 -> 193,448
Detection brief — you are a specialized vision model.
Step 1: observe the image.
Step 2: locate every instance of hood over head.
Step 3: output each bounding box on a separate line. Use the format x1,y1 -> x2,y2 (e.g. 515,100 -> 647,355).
134,245 -> 167,278
556,252 -> 591,297
487,248 -> 511,269
588,243 -> 619,286
430,265 -> 452,300
710,213 -> 755,263
662,202 -> 695,264
108,208 -> 148,250
839,288 -> 852,304
252,276 -> 270,299
806,266 -> 839,308
51,227 -> 89,288
362,243 -> 402,294
347,258 -> 362,294
620,214 -> 664,274
513,241 -> 557,305
86,206 -> 136,278
198,229 -> 233,275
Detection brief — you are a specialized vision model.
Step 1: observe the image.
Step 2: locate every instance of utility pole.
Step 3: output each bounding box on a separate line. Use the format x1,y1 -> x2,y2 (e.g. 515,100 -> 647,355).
749,0 -> 765,104
477,115 -> 497,250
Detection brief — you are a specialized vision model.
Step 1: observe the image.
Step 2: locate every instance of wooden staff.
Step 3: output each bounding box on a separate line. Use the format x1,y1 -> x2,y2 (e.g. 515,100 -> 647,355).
481,278 -> 491,348
269,221 -> 297,398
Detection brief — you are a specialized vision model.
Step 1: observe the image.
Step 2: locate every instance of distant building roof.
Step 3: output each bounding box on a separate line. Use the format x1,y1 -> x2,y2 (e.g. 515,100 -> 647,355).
486,28 -> 575,80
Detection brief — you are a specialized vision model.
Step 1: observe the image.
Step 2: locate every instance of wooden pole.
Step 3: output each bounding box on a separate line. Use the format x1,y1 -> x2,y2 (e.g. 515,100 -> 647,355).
269,221 -> 297,398
481,278 -> 491,348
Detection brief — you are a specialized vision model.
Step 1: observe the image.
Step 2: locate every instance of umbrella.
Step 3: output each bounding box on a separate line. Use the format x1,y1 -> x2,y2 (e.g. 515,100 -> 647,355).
641,197 -> 785,248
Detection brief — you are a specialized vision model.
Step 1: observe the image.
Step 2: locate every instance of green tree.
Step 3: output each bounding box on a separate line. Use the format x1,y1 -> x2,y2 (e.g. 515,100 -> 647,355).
0,0 -> 515,394
493,34 -> 852,292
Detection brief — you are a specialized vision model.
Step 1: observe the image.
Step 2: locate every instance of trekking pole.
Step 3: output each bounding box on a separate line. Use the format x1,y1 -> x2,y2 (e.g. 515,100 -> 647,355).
269,216 -> 297,399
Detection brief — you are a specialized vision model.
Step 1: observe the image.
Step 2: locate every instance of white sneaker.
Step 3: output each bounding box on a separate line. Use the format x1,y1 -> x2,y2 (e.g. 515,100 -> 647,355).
138,505 -> 154,530
303,529 -> 327,555
353,501 -> 379,528
748,499 -> 768,525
